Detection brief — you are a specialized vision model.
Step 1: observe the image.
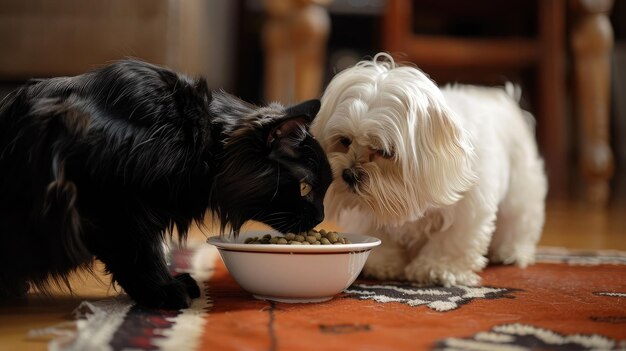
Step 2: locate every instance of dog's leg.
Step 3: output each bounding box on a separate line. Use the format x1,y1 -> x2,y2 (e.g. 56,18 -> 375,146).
489,157 -> 547,267
361,232 -> 408,281
404,191 -> 497,286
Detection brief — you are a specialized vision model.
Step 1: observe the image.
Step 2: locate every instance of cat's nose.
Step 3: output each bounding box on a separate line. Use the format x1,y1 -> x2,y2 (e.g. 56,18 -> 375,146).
315,212 -> 324,223
342,168 -> 357,186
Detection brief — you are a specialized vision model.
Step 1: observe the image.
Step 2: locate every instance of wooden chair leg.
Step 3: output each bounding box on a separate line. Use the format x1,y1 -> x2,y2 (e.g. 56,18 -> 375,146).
570,0 -> 615,205
262,0 -> 330,104
538,0 -> 567,199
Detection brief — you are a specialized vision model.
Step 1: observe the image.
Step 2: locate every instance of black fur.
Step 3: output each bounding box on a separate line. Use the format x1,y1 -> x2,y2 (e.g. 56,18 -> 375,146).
0,60 -> 332,308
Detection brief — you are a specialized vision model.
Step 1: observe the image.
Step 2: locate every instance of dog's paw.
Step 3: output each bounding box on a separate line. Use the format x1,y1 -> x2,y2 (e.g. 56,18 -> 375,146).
404,259 -> 481,287
360,240 -> 408,281
361,255 -> 407,281
489,245 -> 536,268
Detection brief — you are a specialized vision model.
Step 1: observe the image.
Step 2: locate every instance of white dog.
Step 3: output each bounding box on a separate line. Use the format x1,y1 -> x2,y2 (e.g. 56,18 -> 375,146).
311,53 -> 547,286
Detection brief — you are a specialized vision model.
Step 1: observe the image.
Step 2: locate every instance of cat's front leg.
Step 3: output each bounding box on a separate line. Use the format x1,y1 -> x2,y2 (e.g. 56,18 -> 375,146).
93,235 -> 200,309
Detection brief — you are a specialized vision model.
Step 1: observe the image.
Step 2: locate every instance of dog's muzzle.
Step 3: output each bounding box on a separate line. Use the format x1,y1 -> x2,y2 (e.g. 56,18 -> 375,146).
342,168 -> 367,189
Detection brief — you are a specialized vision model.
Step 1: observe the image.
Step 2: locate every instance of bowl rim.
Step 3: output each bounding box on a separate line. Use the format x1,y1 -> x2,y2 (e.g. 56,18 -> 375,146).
207,231 -> 381,254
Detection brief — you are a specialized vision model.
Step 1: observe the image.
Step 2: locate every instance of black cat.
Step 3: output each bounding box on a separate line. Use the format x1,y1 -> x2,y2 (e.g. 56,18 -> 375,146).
0,60 -> 333,308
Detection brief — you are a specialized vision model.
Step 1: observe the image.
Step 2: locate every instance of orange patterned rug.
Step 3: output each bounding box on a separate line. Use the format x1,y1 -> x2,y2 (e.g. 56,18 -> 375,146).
40,246 -> 626,350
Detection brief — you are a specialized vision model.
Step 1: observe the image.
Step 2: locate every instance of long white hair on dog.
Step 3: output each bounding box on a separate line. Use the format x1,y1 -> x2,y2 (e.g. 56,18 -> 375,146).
312,53 -> 477,227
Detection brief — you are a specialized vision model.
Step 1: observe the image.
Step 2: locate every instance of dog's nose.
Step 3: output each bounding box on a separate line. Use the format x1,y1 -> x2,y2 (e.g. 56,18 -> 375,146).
342,169 -> 357,185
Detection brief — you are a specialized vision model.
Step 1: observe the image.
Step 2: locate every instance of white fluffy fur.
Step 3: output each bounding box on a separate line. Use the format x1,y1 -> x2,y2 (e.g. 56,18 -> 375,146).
312,53 -> 547,286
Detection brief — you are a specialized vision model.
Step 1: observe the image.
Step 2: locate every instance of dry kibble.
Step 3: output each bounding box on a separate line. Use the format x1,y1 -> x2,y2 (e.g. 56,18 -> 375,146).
243,229 -> 349,245
326,232 -> 339,243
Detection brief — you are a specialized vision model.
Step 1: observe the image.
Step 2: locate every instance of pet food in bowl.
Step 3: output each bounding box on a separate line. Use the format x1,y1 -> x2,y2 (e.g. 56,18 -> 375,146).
244,229 -> 350,245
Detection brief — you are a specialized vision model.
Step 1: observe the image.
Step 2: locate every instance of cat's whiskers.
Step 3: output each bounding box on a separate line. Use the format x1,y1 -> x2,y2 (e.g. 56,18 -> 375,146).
271,165 -> 280,201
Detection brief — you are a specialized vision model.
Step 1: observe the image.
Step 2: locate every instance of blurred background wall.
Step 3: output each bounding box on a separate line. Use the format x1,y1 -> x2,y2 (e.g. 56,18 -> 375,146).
0,0 -> 624,204
0,0 -> 237,92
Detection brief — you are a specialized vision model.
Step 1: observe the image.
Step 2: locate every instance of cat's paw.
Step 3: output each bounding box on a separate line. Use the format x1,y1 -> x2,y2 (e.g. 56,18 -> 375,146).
404,258 -> 481,287
175,273 -> 200,299
157,280 -> 193,309
134,278 -> 196,310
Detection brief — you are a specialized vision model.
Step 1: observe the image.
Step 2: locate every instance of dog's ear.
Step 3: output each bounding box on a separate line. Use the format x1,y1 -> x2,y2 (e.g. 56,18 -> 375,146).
412,105 -> 477,208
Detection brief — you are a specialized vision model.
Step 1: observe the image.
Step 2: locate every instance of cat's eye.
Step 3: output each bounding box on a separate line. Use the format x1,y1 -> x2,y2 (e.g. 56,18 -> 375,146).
300,182 -> 312,197
339,137 -> 351,148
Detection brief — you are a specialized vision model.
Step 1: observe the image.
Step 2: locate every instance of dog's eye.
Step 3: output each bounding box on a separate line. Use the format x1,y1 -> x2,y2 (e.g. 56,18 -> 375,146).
339,137 -> 351,148
376,149 -> 394,159
300,182 -> 312,197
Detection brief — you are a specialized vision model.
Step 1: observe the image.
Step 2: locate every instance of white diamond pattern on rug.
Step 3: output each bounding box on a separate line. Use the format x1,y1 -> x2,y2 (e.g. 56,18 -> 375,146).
537,247 -> 626,265
344,283 -> 519,312
594,291 -> 626,298
434,323 -> 626,350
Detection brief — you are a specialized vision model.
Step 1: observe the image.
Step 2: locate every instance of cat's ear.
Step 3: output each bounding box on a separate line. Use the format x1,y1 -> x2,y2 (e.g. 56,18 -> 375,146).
266,99 -> 320,148
266,117 -> 308,149
285,99 -> 321,122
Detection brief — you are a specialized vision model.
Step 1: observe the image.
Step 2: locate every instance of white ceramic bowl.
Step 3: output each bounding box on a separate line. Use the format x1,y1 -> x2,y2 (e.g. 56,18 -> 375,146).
207,231 -> 381,303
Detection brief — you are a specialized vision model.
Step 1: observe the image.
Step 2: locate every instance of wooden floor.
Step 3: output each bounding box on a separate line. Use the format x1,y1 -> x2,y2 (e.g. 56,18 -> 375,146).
0,200 -> 625,351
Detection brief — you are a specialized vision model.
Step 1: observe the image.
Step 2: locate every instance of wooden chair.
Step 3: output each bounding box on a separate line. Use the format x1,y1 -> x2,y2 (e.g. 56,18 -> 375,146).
383,0 -> 614,204
262,0 -> 332,104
